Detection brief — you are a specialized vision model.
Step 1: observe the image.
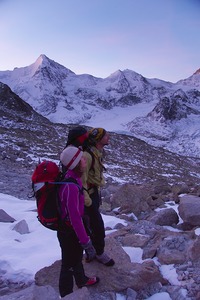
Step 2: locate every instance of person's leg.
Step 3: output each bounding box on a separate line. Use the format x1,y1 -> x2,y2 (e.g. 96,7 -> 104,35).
84,188 -> 115,266
71,232 -> 100,287
72,245 -> 89,287
84,188 -> 105,255
59,264 -> 73,297
57,229 -> 74,297
58,227 -> 89,297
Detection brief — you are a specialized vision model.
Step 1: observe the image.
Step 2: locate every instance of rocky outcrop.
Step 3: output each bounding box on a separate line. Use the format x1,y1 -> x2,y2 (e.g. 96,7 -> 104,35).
35,237 -> 167,294
147,90 -> 200,122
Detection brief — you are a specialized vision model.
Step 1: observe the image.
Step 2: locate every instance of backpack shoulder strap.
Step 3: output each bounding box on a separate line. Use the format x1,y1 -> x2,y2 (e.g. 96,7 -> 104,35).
85,147 -> 95,171
58,177 -> 83,194
85,147 -> 106,172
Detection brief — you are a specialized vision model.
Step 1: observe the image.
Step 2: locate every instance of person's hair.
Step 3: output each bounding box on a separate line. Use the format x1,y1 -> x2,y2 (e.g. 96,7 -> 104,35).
66,126 -> 88,149
88,128 -> 106,144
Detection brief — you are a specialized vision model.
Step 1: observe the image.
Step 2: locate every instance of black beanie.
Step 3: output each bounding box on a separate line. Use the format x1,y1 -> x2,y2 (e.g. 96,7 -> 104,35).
66,126 -> 87,146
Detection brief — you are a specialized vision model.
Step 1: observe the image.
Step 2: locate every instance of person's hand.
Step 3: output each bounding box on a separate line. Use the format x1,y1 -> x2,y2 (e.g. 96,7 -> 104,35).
81,239 -> 96,262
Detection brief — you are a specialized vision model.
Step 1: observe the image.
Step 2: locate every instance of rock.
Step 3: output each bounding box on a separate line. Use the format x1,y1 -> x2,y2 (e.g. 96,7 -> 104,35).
178,195 -> 200,226
188,236 -> 200,262
149,208 -> 179,226
156,234 -> 193,264
110,184 -> 151,216
0,209 -> 16,223
146,195 -> 164,209
0,284 -> 59,300
62,287 -> 90,299
12,219 -> 30,234
126,288 -> 137,300
172,183 -> 189,195
153,183 -> 172,195
142,232 -> 162,260
120,233 -> 149,248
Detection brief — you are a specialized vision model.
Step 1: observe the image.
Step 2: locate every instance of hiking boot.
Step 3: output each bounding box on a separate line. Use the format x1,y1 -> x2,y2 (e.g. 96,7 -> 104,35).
96,252 -> 115,266
77,276 -> 100,288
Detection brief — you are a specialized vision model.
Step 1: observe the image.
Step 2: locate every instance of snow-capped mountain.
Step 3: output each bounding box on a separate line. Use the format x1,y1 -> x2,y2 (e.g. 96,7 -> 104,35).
0,54 -> 200,158
0,54 -> 177,124
127,88 -> 200,158
0,80 -> 200,201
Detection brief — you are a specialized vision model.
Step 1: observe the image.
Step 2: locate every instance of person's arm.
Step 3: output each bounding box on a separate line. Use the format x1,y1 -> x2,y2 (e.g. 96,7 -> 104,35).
64,184 -> 89,244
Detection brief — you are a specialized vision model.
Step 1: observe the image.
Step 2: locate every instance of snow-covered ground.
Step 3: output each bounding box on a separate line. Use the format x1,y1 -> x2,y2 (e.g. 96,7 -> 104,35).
0,192 -> 194,299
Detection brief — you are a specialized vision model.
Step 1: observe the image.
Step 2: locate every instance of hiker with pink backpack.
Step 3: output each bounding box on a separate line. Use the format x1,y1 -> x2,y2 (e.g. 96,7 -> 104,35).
57,146 -> 99,297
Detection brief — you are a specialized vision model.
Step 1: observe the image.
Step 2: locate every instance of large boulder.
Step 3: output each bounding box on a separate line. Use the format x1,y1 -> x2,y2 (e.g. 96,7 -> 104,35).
156,233 -> 194,264
148,208 -> 179,226
35,236 -> 167,295
110,184 -> 152,216
178,195 -> 200,226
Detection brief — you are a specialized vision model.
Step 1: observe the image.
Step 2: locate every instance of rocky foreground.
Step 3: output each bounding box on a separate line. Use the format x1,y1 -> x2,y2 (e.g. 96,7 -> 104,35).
1,102 -> 200,299
1,180 -> 200,300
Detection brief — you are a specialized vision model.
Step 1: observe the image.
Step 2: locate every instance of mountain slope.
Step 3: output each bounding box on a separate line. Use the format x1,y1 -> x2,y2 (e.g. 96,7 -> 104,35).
127,89 -> 200,158
0,82 -> 50,125
0,82 -> 200,200
0,55 -> 200,158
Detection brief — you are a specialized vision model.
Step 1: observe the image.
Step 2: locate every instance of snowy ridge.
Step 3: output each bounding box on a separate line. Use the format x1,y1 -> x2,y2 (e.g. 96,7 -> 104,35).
0,54 -> 200,158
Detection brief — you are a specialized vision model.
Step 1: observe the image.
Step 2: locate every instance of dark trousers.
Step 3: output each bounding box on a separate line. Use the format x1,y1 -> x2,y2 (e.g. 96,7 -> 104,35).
57,226 -> 88,297
84,187 -> 105,255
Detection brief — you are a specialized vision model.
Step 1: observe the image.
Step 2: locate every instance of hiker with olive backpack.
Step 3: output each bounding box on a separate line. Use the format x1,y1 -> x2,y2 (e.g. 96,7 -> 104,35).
65,126 -> 115,267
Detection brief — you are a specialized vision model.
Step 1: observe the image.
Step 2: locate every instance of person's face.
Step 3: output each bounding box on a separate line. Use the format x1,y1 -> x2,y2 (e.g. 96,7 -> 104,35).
100,132 -> 110,146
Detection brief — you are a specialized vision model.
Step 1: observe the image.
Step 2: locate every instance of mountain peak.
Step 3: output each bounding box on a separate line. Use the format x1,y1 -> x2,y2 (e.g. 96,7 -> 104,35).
193,68 -> 200,75
39,54 -> 48,60
31,54 -> 74,79
34,54 -> 52,69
